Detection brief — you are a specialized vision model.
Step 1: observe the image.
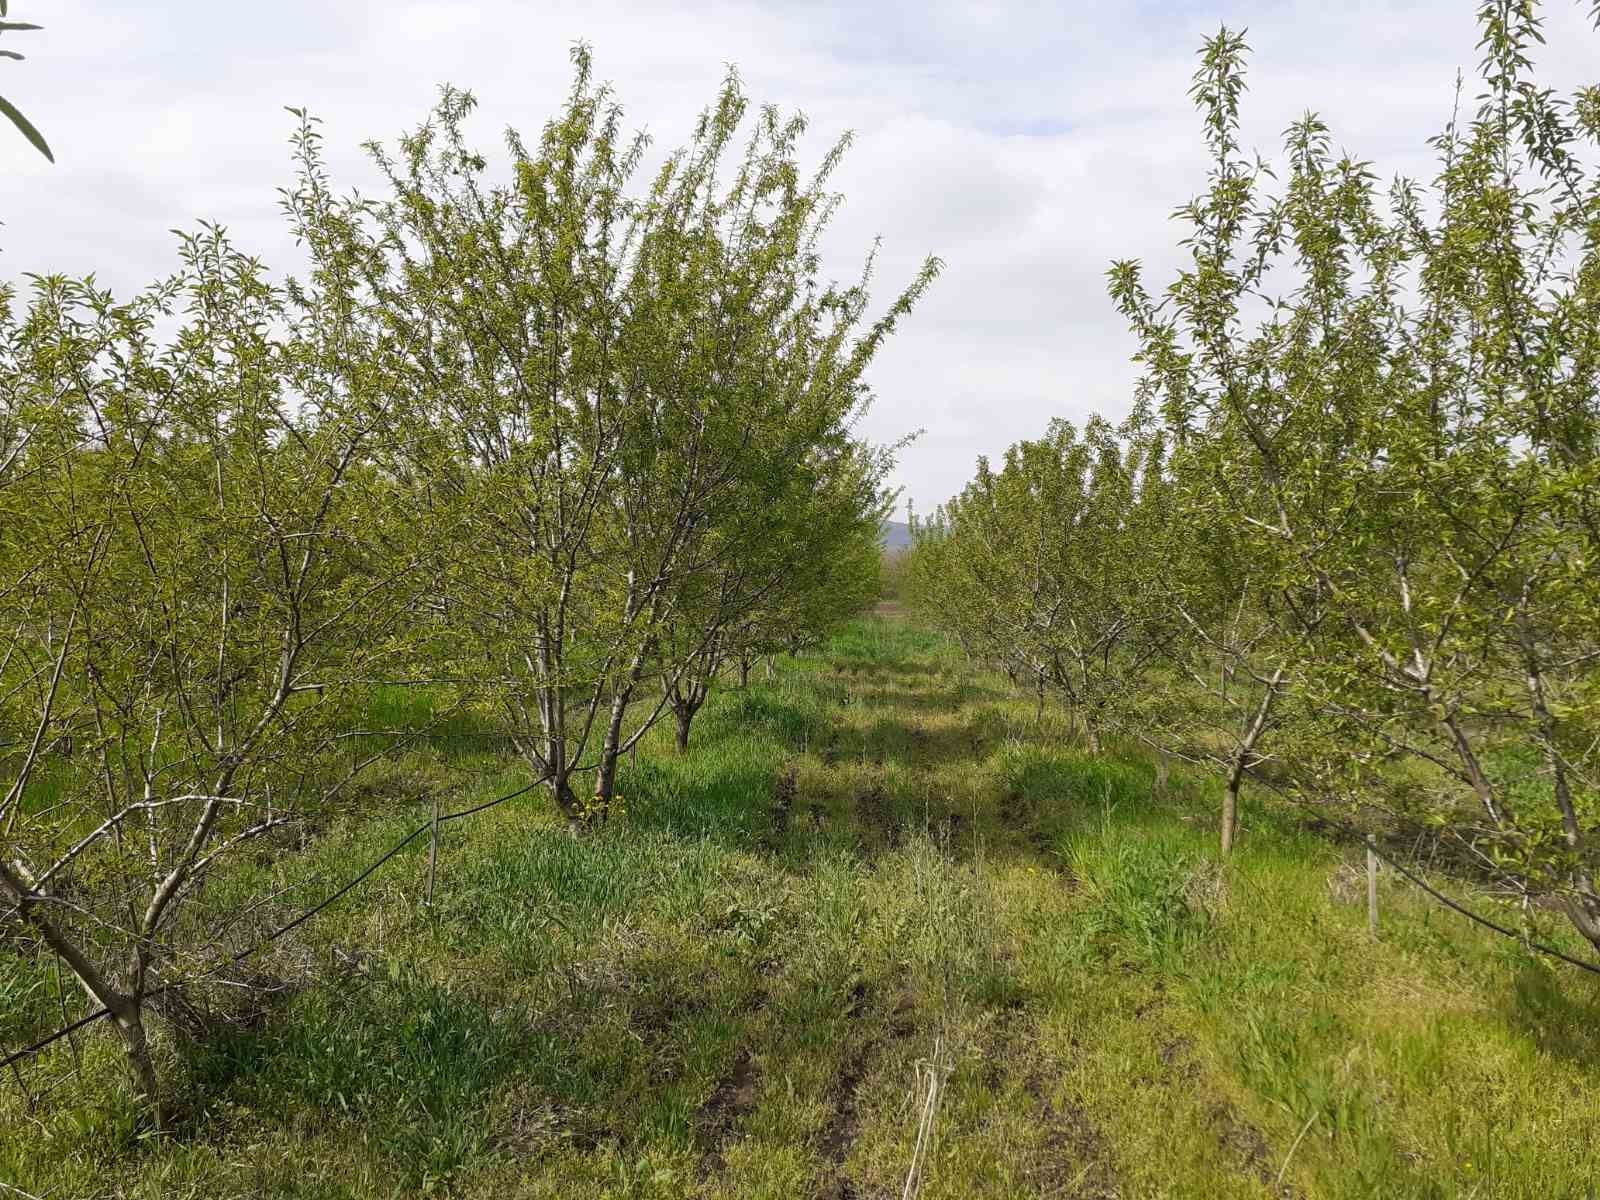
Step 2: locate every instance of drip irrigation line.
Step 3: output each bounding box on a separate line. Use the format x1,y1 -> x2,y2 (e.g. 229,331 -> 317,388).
1249,773 -> 1600,978
8,758 -> 1599,1082
1363,834 -> 1600,978
1,1007 -> 109,1072
1,776 -> 546,1074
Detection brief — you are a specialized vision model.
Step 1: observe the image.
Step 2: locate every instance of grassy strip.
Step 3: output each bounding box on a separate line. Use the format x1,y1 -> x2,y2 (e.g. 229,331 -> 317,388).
3,617 -> 1597,1198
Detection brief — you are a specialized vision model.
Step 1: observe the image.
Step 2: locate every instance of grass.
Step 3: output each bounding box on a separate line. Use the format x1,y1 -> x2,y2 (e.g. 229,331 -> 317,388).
4,615 -> 1600,1198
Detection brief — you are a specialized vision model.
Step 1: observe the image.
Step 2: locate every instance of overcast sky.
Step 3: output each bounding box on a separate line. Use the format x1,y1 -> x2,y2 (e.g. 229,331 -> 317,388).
3,1 -> 1594,515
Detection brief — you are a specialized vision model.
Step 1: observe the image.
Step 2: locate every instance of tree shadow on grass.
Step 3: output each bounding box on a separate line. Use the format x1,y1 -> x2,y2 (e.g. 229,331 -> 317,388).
184,965 -> 522,1183
1501,957 -> 1600,1066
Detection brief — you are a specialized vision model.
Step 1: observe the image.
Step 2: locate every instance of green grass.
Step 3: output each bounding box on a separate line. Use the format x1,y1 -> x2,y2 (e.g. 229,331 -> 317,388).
4,616 -> 1599,1198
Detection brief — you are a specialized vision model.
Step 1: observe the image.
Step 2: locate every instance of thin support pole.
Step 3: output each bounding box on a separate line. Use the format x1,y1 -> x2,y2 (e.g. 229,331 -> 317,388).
1366,837 -> 1379,937
426,794 -> 439,907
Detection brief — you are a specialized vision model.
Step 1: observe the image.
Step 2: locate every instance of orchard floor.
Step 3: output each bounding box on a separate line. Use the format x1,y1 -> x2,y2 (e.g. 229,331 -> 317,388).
4,616 -> 1599,1199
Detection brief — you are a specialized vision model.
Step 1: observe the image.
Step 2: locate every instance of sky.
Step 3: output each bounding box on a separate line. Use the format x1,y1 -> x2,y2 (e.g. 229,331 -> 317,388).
3,1 -> 1595,516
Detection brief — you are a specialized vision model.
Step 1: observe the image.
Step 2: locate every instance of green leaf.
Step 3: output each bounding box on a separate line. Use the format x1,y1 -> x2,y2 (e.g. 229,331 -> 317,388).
0,92 -> 52,161
0,21 -> 43,31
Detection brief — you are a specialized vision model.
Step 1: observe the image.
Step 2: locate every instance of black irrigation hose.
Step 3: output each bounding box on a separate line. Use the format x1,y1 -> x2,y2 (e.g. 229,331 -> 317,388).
1,1007 -> 110,1072
1250,773 -> 1600,978
1363,835 -> 1600,978
8,768 -> 1600,1076
0,777 -> 546,1074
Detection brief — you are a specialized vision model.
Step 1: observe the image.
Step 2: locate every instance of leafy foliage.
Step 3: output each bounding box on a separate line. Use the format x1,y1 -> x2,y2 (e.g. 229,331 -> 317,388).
0,1 -> 51,161
910,0 -> 1600,952
1,53 -> 923,1119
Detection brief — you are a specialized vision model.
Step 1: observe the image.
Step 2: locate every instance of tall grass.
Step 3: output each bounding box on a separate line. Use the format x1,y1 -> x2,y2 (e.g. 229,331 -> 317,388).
3,617 -> 1599,1199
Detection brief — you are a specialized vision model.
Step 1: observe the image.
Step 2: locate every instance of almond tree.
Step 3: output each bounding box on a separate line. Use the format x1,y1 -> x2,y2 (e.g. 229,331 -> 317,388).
0,231 -> 423,1122
294,52 -> 936,822
1112,1 -> 1600,948
1116,406 -> 1289,853
581,90 -> 934,811
906,419 -> 1170,751
660,442 -> 891,751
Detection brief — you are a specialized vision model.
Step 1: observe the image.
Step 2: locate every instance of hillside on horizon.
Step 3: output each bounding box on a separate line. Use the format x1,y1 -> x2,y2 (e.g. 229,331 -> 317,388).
880,519 -> 913,550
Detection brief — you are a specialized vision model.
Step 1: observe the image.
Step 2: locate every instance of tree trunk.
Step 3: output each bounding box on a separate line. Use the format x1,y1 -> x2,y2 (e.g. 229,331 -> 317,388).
592,754 -> 618,822
1560,889 -> 1600,955
1516,625 -> 1600,954
674,705 -> 694,754
0,860 -> 166,1128
537,707 -> 583,824
593,692 -> 630,822
550,769 -> 585,824
594,666 -> 649,818
1220,772 -> 1241,856
591,626 -> 662,821
113,1004 -> 164,1131
1221,671 -> 1282,856
739,657 -> 751,689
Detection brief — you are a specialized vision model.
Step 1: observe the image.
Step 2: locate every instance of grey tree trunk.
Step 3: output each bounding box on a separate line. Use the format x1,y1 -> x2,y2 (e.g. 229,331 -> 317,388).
593,692 -> 629,821
113,1005 -> 164,1131
1560,892 -> 1600,955
552,772 -> 583,824
1221,773 -> 1241,856
1518,627 -> 1600,954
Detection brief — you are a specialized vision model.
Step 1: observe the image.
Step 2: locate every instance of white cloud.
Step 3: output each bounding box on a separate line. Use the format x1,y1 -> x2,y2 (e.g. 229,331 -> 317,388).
3,0 -> 1595,512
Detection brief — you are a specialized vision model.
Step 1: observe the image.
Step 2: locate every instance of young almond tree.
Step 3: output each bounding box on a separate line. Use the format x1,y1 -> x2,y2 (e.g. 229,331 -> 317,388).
0,232 -> 422,1122
1112,2 -> 1600,948
659,441 -> 891,752
580,93 -> 934,811
294,52 -> 936,823
907,418 -> 1170,751
1119,408 -> 1289,854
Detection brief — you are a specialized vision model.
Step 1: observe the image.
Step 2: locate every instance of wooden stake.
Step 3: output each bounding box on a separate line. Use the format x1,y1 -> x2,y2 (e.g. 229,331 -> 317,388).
426,794 -> 439,907
1366,837 -> 1379,936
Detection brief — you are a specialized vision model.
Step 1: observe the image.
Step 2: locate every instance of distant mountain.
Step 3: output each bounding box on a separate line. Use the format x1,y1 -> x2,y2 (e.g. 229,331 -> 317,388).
880,519 -> 913,551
